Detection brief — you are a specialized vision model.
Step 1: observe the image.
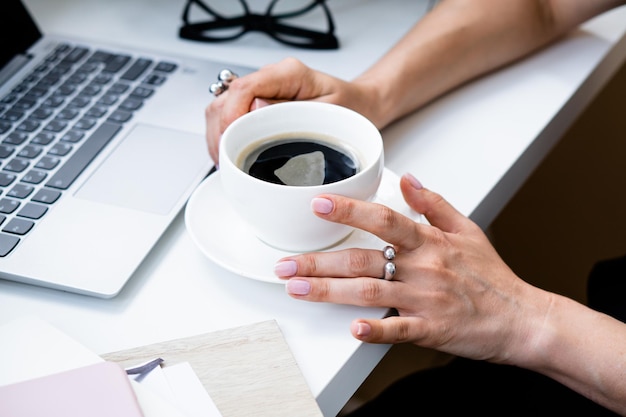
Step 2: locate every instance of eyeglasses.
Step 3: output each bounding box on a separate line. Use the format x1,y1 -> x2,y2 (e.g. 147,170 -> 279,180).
179,0 -> 339,50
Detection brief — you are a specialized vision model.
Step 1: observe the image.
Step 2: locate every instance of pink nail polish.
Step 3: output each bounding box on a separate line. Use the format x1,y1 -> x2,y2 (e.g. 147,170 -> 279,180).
286,279 -> 311,295
311,197 -> 333,214
403,173 -> 423,190
274,260 -> 297,277
356,322 -> 371,337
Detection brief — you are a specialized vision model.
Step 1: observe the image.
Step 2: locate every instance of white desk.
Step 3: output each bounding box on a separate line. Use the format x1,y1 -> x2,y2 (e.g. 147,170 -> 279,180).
3,1 -> 626,416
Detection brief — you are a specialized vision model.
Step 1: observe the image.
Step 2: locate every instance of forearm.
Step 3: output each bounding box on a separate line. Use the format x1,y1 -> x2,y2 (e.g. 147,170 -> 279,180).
352,0 -> 621,128
516,292 -> 626,414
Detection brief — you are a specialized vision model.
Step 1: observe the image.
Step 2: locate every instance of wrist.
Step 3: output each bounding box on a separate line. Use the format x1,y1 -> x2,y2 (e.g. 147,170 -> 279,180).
349,75 -> 396,129
509,290 -> 592,374
496,283 -> 559,369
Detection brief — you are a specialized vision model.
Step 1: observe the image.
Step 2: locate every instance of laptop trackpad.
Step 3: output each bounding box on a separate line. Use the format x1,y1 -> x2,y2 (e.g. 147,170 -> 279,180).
76,124 -> 209,215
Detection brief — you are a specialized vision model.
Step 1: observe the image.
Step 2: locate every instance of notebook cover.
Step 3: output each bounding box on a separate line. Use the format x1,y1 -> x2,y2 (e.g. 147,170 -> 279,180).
0,361 -> 144,417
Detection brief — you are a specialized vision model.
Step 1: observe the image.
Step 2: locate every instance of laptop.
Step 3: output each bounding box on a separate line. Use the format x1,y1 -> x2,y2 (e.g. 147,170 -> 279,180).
0,0 -> 253,298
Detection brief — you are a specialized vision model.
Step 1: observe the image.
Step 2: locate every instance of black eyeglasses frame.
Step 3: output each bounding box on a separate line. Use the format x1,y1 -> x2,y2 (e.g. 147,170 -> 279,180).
179,0 -> 339,50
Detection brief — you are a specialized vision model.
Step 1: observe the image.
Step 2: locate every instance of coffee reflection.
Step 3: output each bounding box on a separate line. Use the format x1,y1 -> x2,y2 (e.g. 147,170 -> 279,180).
239,133 -> 359,186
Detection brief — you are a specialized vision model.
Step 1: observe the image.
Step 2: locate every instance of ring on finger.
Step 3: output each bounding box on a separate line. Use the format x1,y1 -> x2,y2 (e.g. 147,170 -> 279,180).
381,245 -> 396,280
209,68 -> 239,97
383,245 -> 396,261
383,261 -> 396,280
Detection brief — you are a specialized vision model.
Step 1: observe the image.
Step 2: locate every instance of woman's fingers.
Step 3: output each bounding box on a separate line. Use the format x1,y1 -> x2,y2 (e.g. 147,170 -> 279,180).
399,173 -> 481,236
284,275 -> 412,311
309,194 -> 425,251
205,58 -> 330,155
351,317 -> 426,344
275,248 -> 393,279
205,57 -> 357,165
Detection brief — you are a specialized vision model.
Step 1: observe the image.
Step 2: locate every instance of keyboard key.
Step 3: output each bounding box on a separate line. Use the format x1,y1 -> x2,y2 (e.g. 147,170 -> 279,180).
48,143 -> 72,156
16,119 -> 40,132
38,74 -> 62,87
60,129 -> 85,143
28,85 -> 49,98
66,72 -> 88,84
155,62 -> 177,73
13,97 -> 37,110
91,73 -> 113,85
31,188 -> 61,204
55,84 -> 76,96
17,202 -> 47,219
0,122 -> 11,134
0,233 -> 19,257
4,132 -> 28,145
42,95 -> 64,108
22,170 -> 46,184
4,158 -> 29,173
0,94 -> 18,105
0,145 -> 15,159
62,46 -> 89,64
121,58 -> 152,81
57,107 -> 80,120
74,117 -> 96,130
108,110 -> 132,123
130,86 -> 153,99
31,107 -> 54,120
108,83 -> 130,95
85,105 -> 107,119
3,217 -> 34,235
35,156 -> 61,170
76,62 -> 99,75
97,94 -> 118,106
81,84 -> 102,96
0,110 -> 25,122
87,50 -> 109,62
46,122 -> 121,190
144,73 -> 167,86
0,198 -> 19,214
8,183 -> 34,199
44,119 -> 68,132
119,97 -> 142,111
0,172 -> 17,187
31,132 -> 55,145
104,54 -> 131,73
17,145 -> 42,159
68,95 -> 91,108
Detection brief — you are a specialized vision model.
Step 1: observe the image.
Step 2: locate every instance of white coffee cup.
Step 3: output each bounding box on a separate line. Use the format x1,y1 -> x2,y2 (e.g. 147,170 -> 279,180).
219,101 -> 384,252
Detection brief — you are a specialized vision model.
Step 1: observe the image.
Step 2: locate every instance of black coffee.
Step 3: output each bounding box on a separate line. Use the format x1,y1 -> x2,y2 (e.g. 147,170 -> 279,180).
240,135 -> 359,186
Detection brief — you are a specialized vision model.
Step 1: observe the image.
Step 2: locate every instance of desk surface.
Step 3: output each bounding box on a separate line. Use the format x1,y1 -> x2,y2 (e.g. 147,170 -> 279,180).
3,1 -> 626,416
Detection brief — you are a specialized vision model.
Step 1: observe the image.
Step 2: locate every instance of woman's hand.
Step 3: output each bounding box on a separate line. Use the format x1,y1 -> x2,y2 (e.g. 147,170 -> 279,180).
274,173 -> 554,365
204,57 -> 376,165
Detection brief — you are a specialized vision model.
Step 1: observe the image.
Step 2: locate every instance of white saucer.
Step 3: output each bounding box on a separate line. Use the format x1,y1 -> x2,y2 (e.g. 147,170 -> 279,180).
185,168 -> 424,284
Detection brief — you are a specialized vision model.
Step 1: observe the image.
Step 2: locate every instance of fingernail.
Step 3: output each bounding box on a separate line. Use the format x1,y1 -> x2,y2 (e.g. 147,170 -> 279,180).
404,173 -> 423,190
311,197 -> 333,214
286,279 -> 311,295
355,322 -> 371,337
252,98 -> 270,110
274,260 -> 297,277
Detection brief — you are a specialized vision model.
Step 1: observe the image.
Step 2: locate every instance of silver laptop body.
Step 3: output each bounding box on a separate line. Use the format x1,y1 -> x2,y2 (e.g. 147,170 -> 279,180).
0,0 -> 252,297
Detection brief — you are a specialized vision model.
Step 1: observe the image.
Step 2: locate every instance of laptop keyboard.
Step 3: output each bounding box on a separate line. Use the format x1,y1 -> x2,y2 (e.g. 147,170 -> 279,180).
0,43 -> 177,257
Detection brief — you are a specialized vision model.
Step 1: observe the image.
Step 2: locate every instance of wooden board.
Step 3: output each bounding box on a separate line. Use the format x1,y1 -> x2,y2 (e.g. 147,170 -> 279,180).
103,320 -> 322,417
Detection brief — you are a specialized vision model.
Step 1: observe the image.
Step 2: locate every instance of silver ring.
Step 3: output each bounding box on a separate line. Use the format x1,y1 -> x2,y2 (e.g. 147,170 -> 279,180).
382,245 -> 396,280
210,69 -> 238,97
383,261 -> 396,280
383,245 -> 396,261
218,68 -> 238,84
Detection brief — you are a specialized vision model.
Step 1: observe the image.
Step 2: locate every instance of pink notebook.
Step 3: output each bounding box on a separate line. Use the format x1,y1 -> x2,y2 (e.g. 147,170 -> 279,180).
0,361 -> 144,417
